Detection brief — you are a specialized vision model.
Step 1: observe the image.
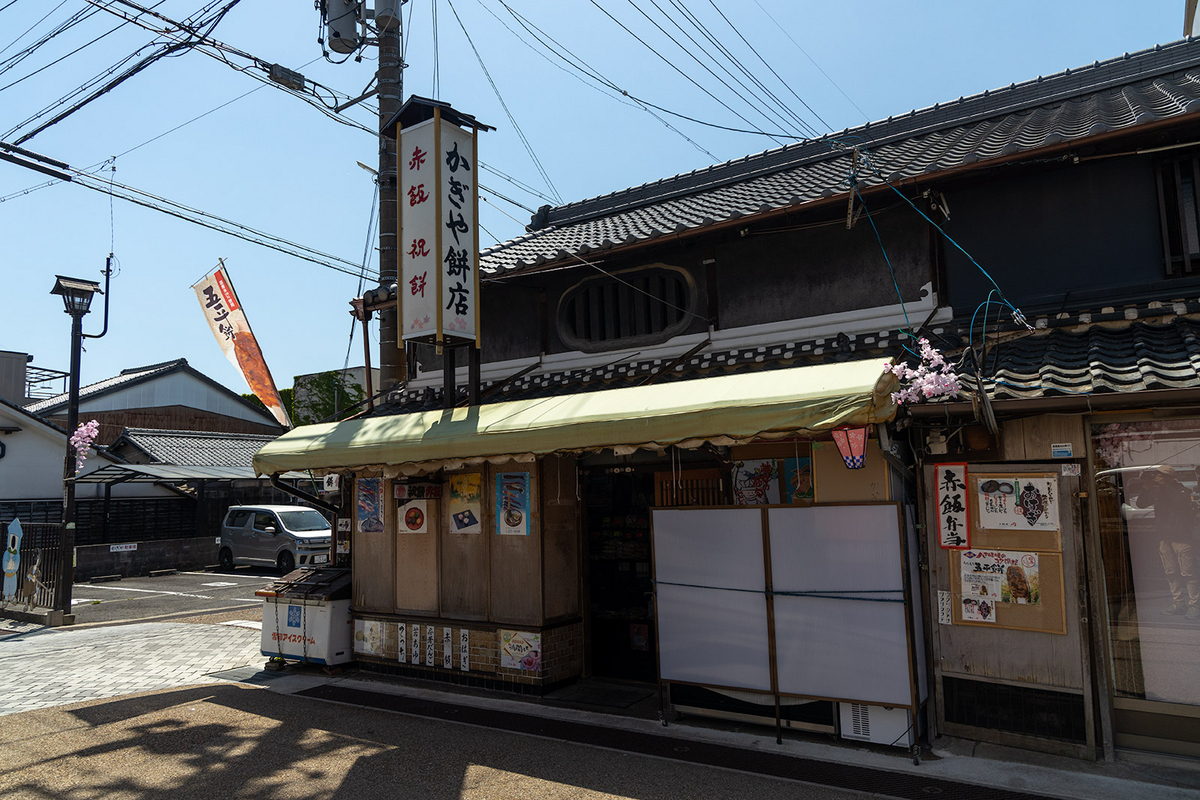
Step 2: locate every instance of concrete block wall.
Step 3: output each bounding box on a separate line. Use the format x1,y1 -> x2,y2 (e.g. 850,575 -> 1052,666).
75,535 -> 219,580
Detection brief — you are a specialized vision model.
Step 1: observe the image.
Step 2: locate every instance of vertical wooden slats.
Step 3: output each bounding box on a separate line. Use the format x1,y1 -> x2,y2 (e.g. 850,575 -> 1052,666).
1156,163 -> 1176,276
1174,159 -> 1192,275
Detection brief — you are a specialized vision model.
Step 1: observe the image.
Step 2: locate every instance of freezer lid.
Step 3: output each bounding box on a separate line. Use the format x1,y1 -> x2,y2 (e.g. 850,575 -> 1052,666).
255,566 -> 351,601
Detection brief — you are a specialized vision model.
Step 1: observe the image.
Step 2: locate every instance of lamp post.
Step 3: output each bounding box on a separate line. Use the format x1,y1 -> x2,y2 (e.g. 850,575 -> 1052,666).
50,273 -> 104,618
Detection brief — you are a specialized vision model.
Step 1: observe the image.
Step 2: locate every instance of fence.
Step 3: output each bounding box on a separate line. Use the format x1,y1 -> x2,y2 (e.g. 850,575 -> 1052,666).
2,520 -> 62,611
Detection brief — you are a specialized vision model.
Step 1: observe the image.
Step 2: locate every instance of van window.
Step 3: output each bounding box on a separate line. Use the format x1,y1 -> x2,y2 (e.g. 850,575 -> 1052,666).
253,512 -> 277,532
225,510 -> 251,527
278,510 -> 329,532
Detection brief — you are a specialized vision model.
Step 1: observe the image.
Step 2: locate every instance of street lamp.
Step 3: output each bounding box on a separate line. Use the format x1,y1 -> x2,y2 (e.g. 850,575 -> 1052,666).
50,271 -> 107,620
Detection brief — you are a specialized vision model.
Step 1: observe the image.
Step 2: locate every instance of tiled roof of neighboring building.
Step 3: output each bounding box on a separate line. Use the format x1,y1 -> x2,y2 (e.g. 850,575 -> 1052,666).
480,39 -> 1200,276
111,428 -> 279,467
962,309 -> 1200,400
24,359 -> 188,415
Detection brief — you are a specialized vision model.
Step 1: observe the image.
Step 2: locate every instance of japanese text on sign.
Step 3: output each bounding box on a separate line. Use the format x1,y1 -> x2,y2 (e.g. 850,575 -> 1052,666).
935,463 -> 970,549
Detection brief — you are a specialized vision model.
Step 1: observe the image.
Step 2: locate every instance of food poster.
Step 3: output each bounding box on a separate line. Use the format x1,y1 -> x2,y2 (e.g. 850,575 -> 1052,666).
399,499 -> 428,534
356,478 -> 384,533
500,629 -> 541,672
496,472 -> 530,535
449,474 -> 483,534
783,457 -> 814,502
977,476 -> 1059,530
353,619 -> 382,655
935,463 -> 970,549
962,550 -> 1041,606
733,459 -> 781,504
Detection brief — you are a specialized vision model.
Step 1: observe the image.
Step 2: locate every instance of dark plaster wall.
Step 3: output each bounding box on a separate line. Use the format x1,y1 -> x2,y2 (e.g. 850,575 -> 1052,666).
942,155 -> 1164,313
715,206 -> 931,330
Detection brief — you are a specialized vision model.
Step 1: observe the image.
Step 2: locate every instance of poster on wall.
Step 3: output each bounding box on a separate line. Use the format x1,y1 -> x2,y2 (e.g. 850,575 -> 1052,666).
977,476 -> 1059,530
449,474 -> 483,534
496,472 -> 530,535
935,463 -> 970,549
353,619 -> 382,655
399,499 -> 428,534
733,459 -> 780,504
499,629 -> 541,671
961,550 -> 1041,606
783,457 -> 814,502
356,478 -> 384,533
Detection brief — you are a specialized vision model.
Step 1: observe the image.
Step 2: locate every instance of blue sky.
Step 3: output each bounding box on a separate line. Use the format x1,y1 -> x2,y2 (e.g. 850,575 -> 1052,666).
0,1 -> 1187,398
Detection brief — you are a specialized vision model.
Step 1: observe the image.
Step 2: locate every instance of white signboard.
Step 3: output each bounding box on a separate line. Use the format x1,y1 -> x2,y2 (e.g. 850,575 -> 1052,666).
459,628 -> 470,671
438,121 -> 477,341
398,111 -> 480,345
322,474 -> 340,492
109,543 -> 137,553
397,622 -> 406,663
977,476 -> 1059,530
410,624 -> 420,665
961,549 -> 1041,609
400,119 -> 439,341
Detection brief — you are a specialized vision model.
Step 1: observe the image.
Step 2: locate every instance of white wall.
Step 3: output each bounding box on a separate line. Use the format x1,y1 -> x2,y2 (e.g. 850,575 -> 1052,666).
77,371 -> 273,424
0,404 -> 170,501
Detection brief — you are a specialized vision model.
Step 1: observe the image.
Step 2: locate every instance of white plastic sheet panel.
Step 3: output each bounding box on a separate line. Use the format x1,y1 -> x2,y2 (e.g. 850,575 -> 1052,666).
653,509 -> 765,590
767,506 -> 912,706
653,509 -> 771,690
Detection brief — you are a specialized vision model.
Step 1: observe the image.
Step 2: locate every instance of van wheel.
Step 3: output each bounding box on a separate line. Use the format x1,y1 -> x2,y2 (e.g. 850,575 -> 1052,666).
278,551 -> 295,574
219,548 -> 234,571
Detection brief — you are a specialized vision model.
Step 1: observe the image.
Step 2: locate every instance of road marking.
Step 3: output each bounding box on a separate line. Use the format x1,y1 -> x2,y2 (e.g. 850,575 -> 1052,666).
201,582 -> 240,587
84,585 -> 213,599
234,598 -> 262,603
71,599 -> 99,605
180,572 -> 274,582
220,620 -> 262,630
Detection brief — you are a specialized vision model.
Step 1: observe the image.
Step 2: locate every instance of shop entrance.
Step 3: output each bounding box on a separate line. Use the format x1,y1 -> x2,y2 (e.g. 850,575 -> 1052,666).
583,469 -> 657,683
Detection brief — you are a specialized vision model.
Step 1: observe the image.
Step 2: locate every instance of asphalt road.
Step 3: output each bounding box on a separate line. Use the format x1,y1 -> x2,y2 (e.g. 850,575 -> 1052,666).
70,567 -> 280,625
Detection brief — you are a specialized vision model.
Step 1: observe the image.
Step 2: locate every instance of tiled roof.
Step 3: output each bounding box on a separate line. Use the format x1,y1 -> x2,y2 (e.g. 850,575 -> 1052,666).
113,428 -> 279,467
24,359 -> 188,415
372,328 -> 905,415
481,39 -> 1200,276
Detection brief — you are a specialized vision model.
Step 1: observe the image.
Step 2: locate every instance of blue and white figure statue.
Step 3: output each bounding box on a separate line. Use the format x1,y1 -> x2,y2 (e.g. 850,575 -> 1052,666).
2,518 -> 22,603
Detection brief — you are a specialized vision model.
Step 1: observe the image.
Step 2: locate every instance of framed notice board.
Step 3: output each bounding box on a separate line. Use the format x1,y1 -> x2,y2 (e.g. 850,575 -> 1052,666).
948,472 -> 1066,634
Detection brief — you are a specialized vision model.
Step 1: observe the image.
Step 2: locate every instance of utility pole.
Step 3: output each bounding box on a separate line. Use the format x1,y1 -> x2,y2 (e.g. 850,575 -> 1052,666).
377,18 -> 403,389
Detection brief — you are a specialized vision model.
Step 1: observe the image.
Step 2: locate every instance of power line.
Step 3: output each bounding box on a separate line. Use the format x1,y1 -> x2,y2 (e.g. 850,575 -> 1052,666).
0,0 -> 70,59
640,0 -> 814,140
749,0 -> 870,124
703,0 -> 833,134
446,0 -> 561,204
587,0 -> 784,146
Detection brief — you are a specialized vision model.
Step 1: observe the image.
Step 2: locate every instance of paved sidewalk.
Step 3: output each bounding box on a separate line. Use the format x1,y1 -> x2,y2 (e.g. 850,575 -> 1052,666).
0,621 -> 261,716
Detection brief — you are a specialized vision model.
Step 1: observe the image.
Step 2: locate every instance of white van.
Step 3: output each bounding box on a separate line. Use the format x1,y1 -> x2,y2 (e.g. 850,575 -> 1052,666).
219,505 -> 331,573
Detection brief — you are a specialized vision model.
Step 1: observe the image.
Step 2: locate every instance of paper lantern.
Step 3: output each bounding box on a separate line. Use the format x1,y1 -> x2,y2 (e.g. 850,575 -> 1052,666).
831,426 -> 868,469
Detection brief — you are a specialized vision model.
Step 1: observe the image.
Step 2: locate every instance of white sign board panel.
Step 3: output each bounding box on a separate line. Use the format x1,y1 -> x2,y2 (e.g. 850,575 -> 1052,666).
400,119 -> 438,341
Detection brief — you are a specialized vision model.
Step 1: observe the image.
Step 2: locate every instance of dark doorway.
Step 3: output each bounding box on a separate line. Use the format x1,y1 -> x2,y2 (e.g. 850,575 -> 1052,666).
584,470 -> 657,683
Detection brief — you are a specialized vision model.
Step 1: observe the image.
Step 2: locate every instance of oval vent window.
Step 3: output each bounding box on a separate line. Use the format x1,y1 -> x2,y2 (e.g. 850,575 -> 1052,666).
558,264 -> 695,352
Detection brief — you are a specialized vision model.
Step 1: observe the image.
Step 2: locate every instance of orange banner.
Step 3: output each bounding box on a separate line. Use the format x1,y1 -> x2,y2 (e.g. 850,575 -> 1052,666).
192,264 -> 291,428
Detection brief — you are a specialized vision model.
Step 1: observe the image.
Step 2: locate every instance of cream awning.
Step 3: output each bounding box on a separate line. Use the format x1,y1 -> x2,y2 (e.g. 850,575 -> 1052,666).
253,359 -> 897,476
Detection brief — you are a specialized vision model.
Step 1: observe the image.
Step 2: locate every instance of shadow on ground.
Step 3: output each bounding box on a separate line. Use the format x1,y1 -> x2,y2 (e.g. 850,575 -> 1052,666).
0,683 -> 853,800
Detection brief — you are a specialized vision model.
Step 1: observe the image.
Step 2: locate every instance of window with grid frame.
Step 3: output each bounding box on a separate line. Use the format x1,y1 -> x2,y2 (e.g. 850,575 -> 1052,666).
1156,152 -> 1200,277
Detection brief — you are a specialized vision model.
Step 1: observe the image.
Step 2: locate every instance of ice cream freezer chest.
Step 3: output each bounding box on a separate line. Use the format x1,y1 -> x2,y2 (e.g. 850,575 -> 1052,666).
256,567 -> 352,665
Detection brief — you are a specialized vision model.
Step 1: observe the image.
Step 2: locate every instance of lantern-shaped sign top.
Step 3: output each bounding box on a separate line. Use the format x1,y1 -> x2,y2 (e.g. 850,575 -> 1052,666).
831,426 -> 869,469
392,96 -> 493,348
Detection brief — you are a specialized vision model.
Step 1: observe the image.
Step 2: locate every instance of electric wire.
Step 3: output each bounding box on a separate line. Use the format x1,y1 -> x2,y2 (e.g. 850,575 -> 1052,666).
446,0 -> 561,204
431,0 -> 440,98
706,0 -> 834,134
481,0 -> 717,160
749,0 -> 871,124
0,0 -> 70,59
343,182 -> 380,377
587,0 -> 784,146
479,161 -> 557,204
643,0 -> 814,140
0,0 -> 23,14
492,0 -> 801,145
853,185 -> 918,357
0,1 -> 167,94
0,5 -> 96,78
665,0 -> 821,138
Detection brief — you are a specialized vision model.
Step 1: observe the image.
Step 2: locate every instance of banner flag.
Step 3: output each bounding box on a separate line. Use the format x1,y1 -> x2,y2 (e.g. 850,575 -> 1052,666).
192,263 -> 291,427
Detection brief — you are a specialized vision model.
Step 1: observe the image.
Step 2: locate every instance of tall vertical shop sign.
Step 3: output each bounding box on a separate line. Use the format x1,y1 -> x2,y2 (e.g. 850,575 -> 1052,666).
399,104 -> 487,347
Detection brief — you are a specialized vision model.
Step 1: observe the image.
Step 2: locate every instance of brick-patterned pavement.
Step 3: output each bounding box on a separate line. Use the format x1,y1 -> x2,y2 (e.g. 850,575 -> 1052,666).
0,622 -> 262,716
